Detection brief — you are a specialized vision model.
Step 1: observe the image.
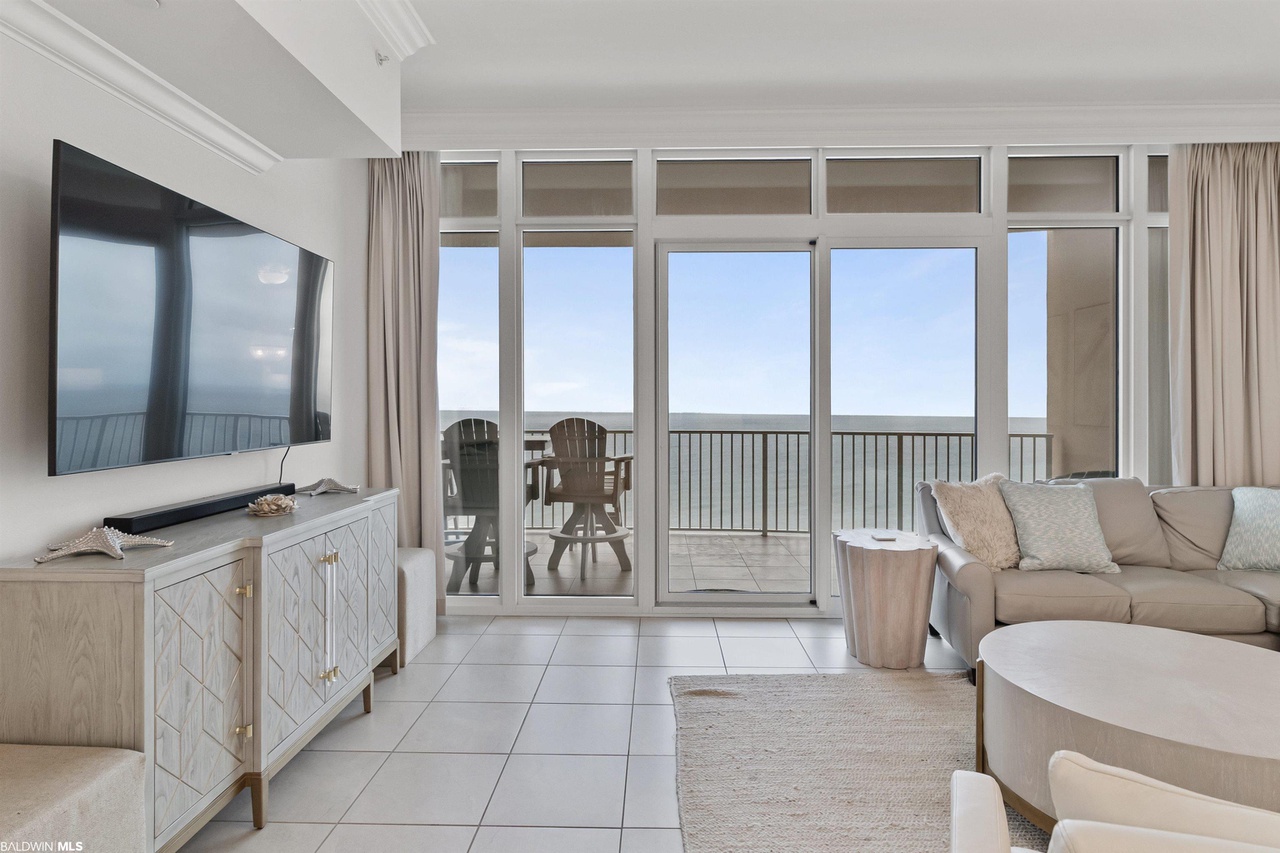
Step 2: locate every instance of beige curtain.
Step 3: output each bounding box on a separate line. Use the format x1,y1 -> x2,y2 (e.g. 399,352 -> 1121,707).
1169,143 -> 1280,486
367,151 -> 447,609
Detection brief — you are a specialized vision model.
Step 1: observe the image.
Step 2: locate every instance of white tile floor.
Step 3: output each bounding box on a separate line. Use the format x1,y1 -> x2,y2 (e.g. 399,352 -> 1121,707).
185,615 -> 967,853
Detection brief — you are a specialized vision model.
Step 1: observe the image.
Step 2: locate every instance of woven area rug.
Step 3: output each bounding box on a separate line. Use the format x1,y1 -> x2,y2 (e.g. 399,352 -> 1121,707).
671,672 -> 1049,852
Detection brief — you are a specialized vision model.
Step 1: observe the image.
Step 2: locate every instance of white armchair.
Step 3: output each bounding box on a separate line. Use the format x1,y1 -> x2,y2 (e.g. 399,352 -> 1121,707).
951,750 -> 1280,853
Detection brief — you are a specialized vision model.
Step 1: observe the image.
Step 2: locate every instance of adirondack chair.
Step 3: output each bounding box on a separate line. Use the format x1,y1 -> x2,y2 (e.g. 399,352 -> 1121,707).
542,417 -> 633,577
441,420 -> 538,591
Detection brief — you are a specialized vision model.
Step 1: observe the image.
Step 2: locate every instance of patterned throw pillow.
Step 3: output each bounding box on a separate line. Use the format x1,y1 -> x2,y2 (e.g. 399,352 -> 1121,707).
929,473 -> 1021,570
997,480 -> 1119,573
1218,487 -> 1280,571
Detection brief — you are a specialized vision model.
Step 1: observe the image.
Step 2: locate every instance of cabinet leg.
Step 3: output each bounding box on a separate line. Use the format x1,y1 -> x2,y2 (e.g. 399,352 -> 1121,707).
363,680 -> 374,714
250,774 -> 268,829
391,652 -> 400,674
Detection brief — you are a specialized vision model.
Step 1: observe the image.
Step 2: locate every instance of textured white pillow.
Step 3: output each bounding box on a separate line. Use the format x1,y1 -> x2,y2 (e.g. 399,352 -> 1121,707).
997,480 -> 1119,573
1218,487 -> 1280,570
930,473 -> 1021,571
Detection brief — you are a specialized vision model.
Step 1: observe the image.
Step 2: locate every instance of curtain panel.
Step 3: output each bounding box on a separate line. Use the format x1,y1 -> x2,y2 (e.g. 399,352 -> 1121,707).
367,151 -> 447,608
1169,143 -> 1280,486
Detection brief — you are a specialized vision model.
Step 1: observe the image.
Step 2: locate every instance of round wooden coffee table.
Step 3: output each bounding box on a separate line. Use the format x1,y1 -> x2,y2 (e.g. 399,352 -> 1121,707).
977,621 -> 1280,830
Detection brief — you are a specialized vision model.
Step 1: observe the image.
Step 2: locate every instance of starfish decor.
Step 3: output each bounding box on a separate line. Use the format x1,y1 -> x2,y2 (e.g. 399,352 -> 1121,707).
36,527 -> 175,564
297,478 -> 360,497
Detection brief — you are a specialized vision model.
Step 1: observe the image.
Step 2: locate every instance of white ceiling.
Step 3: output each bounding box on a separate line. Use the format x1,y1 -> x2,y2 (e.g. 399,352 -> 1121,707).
401,0 -> 1280,147
404,0 -> 1280,111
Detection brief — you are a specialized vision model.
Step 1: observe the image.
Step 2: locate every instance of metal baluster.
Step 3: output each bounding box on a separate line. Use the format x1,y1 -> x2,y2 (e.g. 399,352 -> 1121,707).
760,432 -> 769,536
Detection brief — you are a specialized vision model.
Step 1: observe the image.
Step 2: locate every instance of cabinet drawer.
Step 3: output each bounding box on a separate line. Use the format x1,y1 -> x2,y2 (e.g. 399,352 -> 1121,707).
153,559 -> 250,838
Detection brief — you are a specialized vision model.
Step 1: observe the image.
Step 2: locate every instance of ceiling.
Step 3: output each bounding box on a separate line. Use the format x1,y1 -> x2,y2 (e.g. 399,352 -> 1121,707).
400,0 -> 1280,147
404,0 -> 1280,111
17,0 -> 1280,162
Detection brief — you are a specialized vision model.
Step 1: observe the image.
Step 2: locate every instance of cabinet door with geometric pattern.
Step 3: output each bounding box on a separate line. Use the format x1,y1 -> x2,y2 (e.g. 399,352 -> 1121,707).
154,560 -> 249,839
326,519 -> 369,694
368,503 -> 398,653
264,532 -> 328,755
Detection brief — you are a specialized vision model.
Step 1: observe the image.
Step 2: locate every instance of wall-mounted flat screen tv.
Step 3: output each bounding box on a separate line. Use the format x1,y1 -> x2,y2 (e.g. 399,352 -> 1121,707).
49,141 -> 334,475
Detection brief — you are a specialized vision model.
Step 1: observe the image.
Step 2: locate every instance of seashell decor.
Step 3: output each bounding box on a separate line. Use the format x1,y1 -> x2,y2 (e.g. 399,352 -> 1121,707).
36,526 -> 174,563
298,478 -> 360,496
248,494 -> 297,517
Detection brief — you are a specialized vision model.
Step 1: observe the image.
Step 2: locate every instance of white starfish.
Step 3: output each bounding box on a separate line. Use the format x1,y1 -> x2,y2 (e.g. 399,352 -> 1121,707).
297,478 -> 360,496
37,527 -> 175,564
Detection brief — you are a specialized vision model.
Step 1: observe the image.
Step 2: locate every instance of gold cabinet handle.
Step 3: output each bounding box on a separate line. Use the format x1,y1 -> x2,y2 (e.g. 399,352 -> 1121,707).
319,667 -> 332,683
235,724 -> 253,739
235,583 -> 253,598
329,666 -> 340,683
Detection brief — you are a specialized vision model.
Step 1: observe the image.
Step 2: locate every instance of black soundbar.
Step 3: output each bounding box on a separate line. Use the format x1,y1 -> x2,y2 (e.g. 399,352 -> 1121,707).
104,483 -> 296,534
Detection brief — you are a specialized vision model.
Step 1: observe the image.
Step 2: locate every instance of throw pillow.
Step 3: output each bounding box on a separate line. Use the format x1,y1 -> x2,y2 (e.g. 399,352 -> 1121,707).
997,480 -> 1119,573
1218,487 -> 1280,571
929,473 -> 1020,570
1046,477 -> 1172,567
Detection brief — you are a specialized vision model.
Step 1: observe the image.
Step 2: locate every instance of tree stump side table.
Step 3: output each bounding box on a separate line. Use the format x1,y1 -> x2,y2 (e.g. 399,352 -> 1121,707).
832,529 -> 938,669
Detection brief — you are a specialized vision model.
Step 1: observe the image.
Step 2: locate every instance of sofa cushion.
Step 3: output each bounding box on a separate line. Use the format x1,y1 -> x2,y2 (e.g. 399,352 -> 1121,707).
1218,487 -> 1280,570
1096,566 -> 1265,634
1048,477 -> 1171,567
993,570 -> 1131,624
1150,487 -> 1235,570
997,480 -> 1118,573
930,473 -> 1021,570
1192,569 -> 1280,632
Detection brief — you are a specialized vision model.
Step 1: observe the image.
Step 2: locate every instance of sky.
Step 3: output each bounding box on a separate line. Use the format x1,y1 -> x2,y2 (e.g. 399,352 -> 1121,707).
437,238 -> 1051,421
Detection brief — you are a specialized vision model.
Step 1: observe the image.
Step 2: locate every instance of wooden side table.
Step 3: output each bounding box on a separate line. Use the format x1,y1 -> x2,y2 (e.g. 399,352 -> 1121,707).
832,529 -> 938,669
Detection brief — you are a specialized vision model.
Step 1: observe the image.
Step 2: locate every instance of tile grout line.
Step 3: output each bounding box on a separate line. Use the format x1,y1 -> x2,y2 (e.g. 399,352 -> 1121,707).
617,625 -> 641,837
328,679 -> 434,828
468,620 -> 564,847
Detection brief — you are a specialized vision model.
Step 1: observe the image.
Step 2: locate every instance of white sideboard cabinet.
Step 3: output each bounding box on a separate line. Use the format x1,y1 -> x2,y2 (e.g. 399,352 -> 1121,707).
0,489 -> 400,853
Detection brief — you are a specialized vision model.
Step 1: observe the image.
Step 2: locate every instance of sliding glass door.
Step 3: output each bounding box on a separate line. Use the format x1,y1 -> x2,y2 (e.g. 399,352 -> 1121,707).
659,247 -> 815,603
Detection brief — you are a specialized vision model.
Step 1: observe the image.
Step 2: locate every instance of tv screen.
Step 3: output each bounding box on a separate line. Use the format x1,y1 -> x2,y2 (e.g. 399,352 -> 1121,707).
49,141 -> 333,475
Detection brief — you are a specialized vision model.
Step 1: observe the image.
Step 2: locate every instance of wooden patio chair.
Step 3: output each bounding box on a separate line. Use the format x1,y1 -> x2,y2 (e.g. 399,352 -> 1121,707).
441,419 -> 536,591
542,417 -> 633,578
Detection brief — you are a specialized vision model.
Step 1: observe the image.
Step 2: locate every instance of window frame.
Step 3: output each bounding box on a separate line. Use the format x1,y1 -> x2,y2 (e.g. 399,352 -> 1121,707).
436,143 -> 1156,617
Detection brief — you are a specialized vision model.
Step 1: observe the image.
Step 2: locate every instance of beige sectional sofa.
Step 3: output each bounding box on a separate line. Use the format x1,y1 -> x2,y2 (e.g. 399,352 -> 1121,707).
916,477 -> 1280,669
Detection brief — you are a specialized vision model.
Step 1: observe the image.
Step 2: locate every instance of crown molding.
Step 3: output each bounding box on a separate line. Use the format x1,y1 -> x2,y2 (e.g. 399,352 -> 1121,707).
402,102 -> 1280,151
0,0 -> 281,174
357,0 -> 433,62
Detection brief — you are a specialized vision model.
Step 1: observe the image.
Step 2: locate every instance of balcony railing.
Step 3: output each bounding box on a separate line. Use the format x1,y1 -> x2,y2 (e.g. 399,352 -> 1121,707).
54,412 -> 290,472
508,428 -> 1051,535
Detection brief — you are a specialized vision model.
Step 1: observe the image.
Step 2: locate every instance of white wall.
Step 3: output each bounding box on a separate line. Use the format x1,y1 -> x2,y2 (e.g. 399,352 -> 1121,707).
0,36 -> 369,560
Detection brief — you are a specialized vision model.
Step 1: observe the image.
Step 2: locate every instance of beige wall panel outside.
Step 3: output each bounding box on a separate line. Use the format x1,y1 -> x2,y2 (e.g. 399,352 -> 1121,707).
1148,227 -> 1172,484
522,161 -> 633,217
656,159 -> 811,215
1009,156 -> 1118,213
442,162 -> 499,218
827,157 -> 981,213
1148,156 -> 1170,213
1045,229 -> 1118,477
